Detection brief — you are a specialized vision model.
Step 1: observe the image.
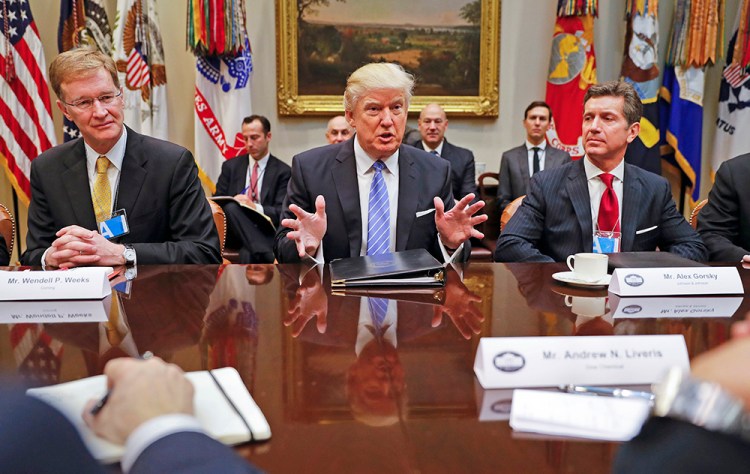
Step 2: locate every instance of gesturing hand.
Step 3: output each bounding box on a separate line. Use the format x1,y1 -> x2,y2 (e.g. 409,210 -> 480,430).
281,195 -> 327,258
432,269 -> 484,339
284,270 -> 328,336
435,193 -> 487,249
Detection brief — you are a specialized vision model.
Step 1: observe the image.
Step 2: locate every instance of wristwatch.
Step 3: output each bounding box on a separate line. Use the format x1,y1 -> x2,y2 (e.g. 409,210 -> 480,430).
652,367 -> 750,441
122,245 -> 137,266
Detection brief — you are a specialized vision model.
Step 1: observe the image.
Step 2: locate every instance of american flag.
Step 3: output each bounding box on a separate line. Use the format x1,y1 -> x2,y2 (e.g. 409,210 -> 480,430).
0,0 -> 56,202
723,62 -> 750,89
126,43 -> 150,89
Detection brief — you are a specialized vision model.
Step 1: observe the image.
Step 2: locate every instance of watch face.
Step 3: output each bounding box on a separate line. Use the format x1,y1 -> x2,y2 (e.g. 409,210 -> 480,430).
124,248 -> 136,263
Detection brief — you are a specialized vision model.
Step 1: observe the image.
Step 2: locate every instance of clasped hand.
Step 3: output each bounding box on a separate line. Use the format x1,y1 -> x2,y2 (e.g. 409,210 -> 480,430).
45,225 -> 125,269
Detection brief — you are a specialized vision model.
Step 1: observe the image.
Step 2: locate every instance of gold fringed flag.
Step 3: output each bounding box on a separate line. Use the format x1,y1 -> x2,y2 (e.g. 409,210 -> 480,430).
620,0 -> 661,175
711,0 -> 750,175
191,0 -> 253,190
545,0 -> 598,158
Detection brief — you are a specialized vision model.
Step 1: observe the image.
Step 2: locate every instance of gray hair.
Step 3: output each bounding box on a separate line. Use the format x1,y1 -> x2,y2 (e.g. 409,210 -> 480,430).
343,63 -> 414,112
584,80 -> 643,125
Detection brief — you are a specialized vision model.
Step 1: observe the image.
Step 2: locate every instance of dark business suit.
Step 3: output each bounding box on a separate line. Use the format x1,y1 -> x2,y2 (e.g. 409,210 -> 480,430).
497,144 -> 571,213
0,237 -> 8,266
214,154 -> 291,262
614,417 -> 750,474
697,153 -> 750,262
21,127 -> 221,266
494,159 -> 707,262
414,139 -> 478,200
274,138 -> 465,263
0,385 -> 260,473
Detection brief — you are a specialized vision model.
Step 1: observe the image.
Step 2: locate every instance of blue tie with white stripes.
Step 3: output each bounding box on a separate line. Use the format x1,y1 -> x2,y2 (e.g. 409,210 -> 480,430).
367,160 -> 390,255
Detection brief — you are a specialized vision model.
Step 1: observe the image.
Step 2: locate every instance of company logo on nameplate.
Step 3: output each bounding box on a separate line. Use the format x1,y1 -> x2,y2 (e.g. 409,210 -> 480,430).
473,335 -> 689,389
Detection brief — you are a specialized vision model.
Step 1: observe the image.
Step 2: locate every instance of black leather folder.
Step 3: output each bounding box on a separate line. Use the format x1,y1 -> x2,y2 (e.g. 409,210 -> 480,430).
329,249 -> 445,287
606,251 -> 707,271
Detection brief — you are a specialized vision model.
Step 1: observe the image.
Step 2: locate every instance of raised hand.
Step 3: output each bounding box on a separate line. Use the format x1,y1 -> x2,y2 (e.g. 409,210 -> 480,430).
281,195 -> 327,258
434,193 -> 487,249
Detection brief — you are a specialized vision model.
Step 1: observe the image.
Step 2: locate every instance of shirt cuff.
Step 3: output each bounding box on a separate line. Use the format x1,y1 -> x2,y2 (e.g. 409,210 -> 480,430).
121,414 -> 203,473
255,203 -> 265,216
41,247 -> 52,270
437,237 -> 464,264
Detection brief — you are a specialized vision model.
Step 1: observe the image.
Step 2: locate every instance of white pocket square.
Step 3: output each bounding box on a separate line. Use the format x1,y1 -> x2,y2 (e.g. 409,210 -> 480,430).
635,225 -> 658,235
416,208 -> 436,218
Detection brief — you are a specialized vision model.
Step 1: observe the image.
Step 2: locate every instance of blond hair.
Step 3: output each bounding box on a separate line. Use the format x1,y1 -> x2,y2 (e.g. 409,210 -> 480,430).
49,47 -> 120,100
344,63 -> 414,112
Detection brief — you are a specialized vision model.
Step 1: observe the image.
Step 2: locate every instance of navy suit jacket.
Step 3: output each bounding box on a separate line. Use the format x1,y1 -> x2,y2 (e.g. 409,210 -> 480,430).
0,386 -> 259,474
274,138 -> 464,263
414,139 -> 478,200
497,144 -> 571,212
697,153 -> 750,262
494,159 -> 707,262
214,154 -> 291,227
21,127 -> 221,265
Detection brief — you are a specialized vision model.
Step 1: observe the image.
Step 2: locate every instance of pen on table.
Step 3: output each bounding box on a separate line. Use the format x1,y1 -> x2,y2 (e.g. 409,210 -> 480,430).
89,351 -> 154,415
559,384 -> 655,402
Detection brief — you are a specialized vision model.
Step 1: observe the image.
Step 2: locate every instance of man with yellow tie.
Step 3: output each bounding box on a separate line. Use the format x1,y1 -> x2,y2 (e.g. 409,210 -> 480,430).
21,47 -> 221,268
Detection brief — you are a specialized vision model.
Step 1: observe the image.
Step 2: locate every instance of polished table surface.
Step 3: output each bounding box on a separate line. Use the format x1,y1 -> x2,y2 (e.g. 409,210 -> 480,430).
0,262 -> 746,473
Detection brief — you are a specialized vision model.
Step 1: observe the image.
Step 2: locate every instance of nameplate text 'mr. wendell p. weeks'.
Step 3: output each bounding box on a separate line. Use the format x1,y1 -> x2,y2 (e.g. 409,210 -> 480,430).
0,268 -> 112,300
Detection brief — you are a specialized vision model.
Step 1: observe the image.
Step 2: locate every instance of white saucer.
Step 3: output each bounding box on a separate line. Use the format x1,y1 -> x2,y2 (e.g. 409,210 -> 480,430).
552,271 -> 611,288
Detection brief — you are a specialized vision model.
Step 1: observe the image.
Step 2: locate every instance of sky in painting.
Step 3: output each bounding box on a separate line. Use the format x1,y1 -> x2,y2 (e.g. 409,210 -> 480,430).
304,0 -> 475,27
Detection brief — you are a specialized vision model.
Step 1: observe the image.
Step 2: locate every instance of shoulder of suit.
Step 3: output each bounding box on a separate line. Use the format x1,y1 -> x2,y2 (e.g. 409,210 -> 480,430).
126,129 -> 190,159
269,154 -> 291,170
405,145 -> 451,172
33,138 -> 83,167
442,139 -> 474,158
623,162 -> 667,186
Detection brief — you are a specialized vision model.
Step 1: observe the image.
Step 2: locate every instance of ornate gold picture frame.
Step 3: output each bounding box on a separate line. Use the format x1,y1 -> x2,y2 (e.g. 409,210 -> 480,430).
275,0 -> 500,116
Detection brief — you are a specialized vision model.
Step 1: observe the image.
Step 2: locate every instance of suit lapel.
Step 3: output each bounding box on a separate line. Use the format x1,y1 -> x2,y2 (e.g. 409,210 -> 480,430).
567,160 -> 593,251
233,155 -> 250,195
61,140 -> 97,230
116,129 -> 147,216
261,156 -> 276,204
518,146 -> 531,190
620,165 -> 640,252
331,144 -> 362,257
396,146 -> 419,251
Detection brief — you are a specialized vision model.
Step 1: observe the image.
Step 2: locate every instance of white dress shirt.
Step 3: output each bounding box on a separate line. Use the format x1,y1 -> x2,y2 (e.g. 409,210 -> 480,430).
525,140 -> 547,177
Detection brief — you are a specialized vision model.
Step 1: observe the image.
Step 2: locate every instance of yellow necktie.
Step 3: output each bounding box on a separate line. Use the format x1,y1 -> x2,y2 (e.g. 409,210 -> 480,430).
92,156 -> 112,223
105,293 -> 125,346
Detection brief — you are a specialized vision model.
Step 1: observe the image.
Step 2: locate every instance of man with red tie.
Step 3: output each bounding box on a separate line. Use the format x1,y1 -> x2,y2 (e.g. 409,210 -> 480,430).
494,81 -> 706,262
214,115 -> 291,263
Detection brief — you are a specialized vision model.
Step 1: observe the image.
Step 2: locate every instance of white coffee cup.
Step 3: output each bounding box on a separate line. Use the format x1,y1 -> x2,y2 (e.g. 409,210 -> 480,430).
566,253 -> 608,282
565,295 -> 608,317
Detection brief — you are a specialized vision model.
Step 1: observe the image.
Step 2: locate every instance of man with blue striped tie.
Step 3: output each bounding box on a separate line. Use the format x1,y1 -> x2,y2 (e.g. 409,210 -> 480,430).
274,63 -> 487,264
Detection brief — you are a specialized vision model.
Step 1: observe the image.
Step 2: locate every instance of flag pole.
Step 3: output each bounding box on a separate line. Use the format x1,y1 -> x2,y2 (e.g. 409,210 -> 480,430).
12,187 -> 21,261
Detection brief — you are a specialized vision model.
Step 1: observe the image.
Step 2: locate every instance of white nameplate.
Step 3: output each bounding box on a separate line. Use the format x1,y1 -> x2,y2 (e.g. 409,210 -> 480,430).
0,267 -> 113,301
609,267 -> 743,296
473,335 -> 689,389
475,378 -> 560,422
509,389 -> 651,441
0,299 -> 109,323
610,294 -> 742,319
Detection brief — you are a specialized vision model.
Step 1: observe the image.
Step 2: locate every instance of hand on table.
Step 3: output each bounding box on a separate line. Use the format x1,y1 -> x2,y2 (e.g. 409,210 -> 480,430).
45,225 -> 125,269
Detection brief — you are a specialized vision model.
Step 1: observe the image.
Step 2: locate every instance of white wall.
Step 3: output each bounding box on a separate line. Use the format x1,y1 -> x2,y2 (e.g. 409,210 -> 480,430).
1,0 -> 736,258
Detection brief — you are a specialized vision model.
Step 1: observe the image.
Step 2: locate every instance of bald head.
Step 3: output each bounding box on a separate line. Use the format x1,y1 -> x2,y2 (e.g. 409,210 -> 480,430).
325,115 -> 353,144
418,103 -> 448,150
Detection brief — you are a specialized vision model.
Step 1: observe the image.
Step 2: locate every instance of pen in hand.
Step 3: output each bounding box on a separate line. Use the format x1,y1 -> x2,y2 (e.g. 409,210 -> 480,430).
90,351 -> 154,415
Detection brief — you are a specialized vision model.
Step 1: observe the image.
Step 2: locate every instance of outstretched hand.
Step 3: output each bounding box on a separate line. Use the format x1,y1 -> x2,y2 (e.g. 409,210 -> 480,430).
281,195 -> 327,258
435,193 -> 487,249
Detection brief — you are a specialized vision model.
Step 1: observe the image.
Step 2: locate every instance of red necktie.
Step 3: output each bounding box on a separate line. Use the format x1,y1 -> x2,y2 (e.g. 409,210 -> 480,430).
597,173 -> 620,233
248,162 -> 259,201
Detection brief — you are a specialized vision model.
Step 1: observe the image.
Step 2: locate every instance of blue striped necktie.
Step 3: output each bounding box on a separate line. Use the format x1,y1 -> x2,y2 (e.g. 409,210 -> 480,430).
367,160 -> 390,255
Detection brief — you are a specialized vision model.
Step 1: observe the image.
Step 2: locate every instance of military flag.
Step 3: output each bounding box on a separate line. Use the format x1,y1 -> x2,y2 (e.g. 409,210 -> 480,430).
58,0 -> 113,142
0,0 -> 56,203
113,0 -> 168,140
545,0 -> 598,158
712,2 -> 750,175
189,0 -> 252,190
620,0 -> 661,175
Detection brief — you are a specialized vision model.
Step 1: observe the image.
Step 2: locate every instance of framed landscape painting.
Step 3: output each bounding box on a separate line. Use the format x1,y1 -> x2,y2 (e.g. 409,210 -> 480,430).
276,0 -> 500,116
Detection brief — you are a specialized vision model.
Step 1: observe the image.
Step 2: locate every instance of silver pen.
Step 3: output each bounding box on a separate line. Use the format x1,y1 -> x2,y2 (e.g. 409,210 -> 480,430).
559,384 -> 655,402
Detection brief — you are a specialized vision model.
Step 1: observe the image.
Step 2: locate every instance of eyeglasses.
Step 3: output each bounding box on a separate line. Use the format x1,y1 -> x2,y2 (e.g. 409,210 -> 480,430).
61,90 -> 123,110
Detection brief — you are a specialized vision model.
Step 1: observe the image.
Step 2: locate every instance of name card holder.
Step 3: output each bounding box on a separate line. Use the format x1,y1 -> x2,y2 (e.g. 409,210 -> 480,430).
609,267 -> 743,296
473,335 -> 689,389
0,267 -> 113,301
610,294 -> 742,319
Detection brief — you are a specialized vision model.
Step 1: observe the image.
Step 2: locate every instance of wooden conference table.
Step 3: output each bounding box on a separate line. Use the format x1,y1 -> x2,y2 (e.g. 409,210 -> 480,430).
0,262 -> 746,473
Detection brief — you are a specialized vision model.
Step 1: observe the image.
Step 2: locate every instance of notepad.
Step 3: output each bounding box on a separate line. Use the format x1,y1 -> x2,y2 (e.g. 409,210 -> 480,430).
26,367 -> 271,464
509,389 -> 650,441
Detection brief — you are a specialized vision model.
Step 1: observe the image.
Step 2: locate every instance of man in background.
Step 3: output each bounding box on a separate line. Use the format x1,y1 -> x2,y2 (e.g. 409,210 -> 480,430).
325,115 -> 353,144
497,101 -> 571,213
414,103 -> 478,201
214,115 -> 291,263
